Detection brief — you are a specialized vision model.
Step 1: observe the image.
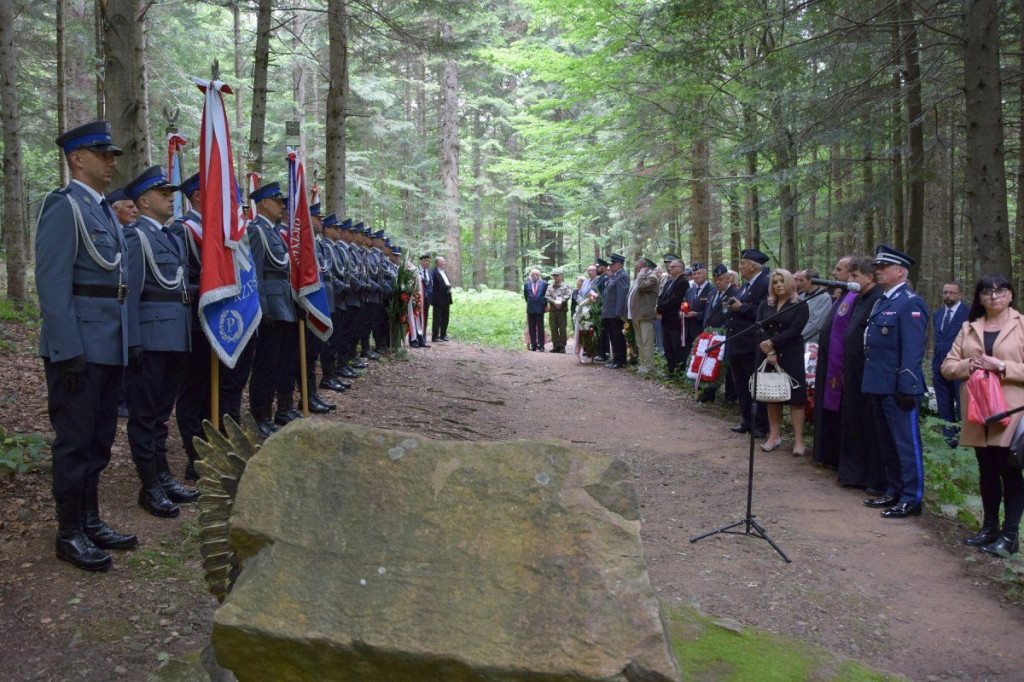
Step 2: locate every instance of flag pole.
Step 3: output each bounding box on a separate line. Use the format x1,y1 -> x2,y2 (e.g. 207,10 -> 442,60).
299,318 -> 309,417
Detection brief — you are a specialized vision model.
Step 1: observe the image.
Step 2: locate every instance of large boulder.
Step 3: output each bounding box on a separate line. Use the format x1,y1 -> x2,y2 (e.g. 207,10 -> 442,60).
212,422 -> 680,682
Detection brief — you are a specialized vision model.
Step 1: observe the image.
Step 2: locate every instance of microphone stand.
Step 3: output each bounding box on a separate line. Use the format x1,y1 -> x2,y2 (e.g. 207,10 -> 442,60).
689,287 -> 833,563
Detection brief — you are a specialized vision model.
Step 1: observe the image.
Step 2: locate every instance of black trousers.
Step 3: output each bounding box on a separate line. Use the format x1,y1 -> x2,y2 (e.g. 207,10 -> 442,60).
339,304 -> 360,360
527,312 -> 546,349
598,323 -> 610,357
127,350 -> 188,484
729,349 -> 769,432
373,297 -> 390,350
605,317 -> 626,363
976,446 -> 1024,532
662,323 -> 684,373
358,302 -> 375,353
323,310 -> 344,376
45,360 -> 122,508
304,325 -> 325,396
221,337 -> 256,424
250,320 -> 297,419
432,302 -> 450,340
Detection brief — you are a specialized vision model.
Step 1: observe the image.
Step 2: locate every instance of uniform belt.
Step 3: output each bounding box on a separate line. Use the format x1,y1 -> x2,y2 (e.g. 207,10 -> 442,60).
263,271 -> 289,281
73,283 -> 127,302
141,290 -> 190,304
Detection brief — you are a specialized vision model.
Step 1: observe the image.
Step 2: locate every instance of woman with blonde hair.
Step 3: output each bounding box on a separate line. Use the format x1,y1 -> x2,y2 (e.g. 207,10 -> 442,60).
756,269 -> 810,454
941,274 -> 1023,557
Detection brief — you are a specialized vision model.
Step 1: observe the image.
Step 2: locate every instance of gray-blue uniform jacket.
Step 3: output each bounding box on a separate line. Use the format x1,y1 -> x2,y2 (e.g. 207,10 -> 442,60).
371,248 -> 394,297
314,235 -> 338,312
36,181 -> 136,366
168,210 -> 203,323
861,283 -> 928,395
357,246 -> 382,303
123,215 -> 192,352
601,268 -> 630,319
334,240 -> 363,308
247,215 -> 297,323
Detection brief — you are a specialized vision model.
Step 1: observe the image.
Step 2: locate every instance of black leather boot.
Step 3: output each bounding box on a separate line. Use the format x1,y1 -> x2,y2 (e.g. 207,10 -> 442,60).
158,472 -> 199,504
138,484 -> 180,518
963,520 -> 1000,547
55,501 -> 112,571
82,485 -> 137,550
184,455 -> 199,482
980,530 -> 1020,558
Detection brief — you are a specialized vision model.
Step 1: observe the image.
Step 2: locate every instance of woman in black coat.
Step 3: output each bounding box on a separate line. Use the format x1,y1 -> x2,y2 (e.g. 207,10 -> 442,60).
756,269 -> 809,454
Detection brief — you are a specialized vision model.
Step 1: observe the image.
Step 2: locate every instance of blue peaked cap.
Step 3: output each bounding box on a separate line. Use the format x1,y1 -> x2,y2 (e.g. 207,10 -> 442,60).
322,213 -> 339,228
249,182 -> 284,203
310,202 -> 321,217
125,165 -> 179,202
180,172 -> 200,197
56,120 -> 123,156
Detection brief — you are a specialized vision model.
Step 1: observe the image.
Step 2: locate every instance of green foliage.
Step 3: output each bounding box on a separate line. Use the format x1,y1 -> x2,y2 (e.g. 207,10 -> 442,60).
0,297 -> 39,325
0,427 -> 50,476
448,287 -> 525,350
665,605 -> 899,681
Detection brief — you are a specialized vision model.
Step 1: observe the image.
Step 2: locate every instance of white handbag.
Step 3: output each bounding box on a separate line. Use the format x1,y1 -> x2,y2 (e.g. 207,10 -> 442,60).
750,358 -> 799,403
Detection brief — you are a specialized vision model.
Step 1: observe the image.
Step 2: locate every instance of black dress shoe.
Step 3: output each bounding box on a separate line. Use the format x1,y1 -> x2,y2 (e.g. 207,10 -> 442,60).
529,346 -> 536,351
964,527 -> 1000,547
257,420 -> 277,439
881,501 -> 923,518
730,425 -> 750,434
319,378 -> 346,393
863,495 -> 898,508
362,350 -> 381,360
608,362 -> 625,369
439,336 -> 450,342
350,358 -> 369,369
335,378 -> 353,388
751,430 -> 768,439
158,472 -> 199,504
139,485 -> 180,518
537,347 -> 545,352
287,408 -> 303,420
594,354 -> 609,362
82,517 -> 138,551
56,531 -> 112,571
980,533 -> 1019,558
185,461 -> 199,481
337,366 -> 359,378
274,411 -> 294,426
308,397 -> 331,414
316,394 -> 337,410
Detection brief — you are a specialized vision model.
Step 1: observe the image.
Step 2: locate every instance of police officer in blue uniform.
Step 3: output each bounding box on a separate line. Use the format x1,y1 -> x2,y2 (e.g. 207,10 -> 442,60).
298,203 -> 336,414
247,182 -> 299,437
725,248 -> 771,437
123,165 -> 198,518
861,244 -> 929,518
319,214 -> 353,391
37,120 -> 139,571
601,253 -> 630,368
335,219 -> 369,374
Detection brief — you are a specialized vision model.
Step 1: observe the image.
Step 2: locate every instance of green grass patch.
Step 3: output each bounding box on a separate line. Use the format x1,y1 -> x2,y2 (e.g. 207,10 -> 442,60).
448,287 -> 527,350
0,296 -> 39,325
665,605 -> 900,681
0,427 -> 50,476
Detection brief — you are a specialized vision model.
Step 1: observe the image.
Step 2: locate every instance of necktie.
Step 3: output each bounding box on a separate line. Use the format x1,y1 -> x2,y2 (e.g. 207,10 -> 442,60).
942,307 -> 953,333
533,282 -> 538,296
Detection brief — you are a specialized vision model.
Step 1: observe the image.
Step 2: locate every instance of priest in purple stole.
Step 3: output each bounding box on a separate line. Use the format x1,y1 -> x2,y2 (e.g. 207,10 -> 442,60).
812,257 -> 856,467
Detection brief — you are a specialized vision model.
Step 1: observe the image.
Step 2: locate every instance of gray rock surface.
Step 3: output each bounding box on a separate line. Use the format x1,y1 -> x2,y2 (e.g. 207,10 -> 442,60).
212,422 -> 680,681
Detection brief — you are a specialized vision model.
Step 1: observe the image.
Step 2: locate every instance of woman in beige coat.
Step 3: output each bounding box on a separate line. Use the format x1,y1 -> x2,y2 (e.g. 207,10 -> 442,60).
941,274 -> 1024,558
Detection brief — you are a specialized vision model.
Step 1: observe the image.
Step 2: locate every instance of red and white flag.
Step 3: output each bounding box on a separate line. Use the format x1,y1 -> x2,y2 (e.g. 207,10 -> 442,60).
286,147 -> 333,341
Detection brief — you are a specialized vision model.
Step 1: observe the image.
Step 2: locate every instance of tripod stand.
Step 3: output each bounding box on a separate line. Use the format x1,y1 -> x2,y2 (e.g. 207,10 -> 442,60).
689,288 -> 830,563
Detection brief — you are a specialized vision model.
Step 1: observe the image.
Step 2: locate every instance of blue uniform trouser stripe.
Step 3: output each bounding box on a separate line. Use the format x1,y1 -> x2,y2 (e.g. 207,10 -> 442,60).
880,395 -> 924,504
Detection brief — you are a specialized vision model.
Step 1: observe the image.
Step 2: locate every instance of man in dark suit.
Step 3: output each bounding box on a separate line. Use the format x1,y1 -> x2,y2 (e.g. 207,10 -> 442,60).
682,262 -> 710,367
601,253 -> 630,368
656,258 -> 688,374
123,165 -> 198,519
416,254 -> 433,347
524,268 -> 548,351
862,244 -> 929,519
725,248 -> 771,437
932,282 -> 969,446
593,258 -> 611,361
431,256 -> 453,341
247,182 -> 298,438
36,120 -> 139,571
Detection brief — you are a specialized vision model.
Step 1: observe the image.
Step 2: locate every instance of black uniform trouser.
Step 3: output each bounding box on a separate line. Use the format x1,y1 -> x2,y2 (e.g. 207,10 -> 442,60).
419,299 -> 430,344
527,312 -> 546,349
221,338 -> 256,424
729,348 -> 768,433
45,360 -> 123,510
359,301 -> 376,353
127,350 -> 189,484
323,310 -> 344,377
432,302 -> 450,340
375,296 -> 391,350
598,324 -> 610,357
605,317 -> 626,363
250,320 -> 297,419
304,325 -> 325,395
176,324 -> 210,458
662,323 -> 684,374
341,303 -> 361,359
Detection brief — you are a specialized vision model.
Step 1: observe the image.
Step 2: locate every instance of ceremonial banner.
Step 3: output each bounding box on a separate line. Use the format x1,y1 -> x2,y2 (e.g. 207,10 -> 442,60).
286,147 -> 333,341
686,332 -> 726,382
194,77 -> 261,368
245,170 -> 261,221
167,132 -> 188,219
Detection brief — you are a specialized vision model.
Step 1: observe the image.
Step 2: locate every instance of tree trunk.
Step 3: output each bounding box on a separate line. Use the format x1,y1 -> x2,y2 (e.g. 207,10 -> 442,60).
0,0 -> 27,301
471,111 -> 486,286
248,0 -> 273,175
504,130 -> 519,290
439,21 -> 462,287
743,105 -> 759,249
891,25 -> 905,252
862,143 -> 875,253
806,147 -> 818,265
325,0 -> 348,216
94,0 -> 103,119
963,0 -> 1012,277
233,2 -> 244,188
778,130 -> 797,269
101,0 -> 150,186
899,0 -> 925,281
689,137 -> 710,266
57,0 -> 69,185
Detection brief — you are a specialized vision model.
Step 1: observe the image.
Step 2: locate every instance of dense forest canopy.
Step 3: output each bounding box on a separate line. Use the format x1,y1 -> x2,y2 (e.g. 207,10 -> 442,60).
0,0 -> 1021,302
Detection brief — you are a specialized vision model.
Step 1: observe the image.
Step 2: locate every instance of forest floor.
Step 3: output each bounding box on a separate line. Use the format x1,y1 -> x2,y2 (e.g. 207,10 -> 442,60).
2,321 -> 1024,681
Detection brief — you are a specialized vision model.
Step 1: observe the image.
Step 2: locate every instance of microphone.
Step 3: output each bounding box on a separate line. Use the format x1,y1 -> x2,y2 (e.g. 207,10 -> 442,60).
810,277 -> 860,292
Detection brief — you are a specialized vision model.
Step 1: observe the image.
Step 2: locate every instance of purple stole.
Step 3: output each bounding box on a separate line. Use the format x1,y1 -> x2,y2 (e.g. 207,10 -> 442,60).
822,292 -> 858,411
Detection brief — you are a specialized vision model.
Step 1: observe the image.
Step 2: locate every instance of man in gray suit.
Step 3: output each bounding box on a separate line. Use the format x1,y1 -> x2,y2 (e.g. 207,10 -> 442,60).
36,120 -> 139,571
123,166 -> 197,519
601,253 -> 630,368
247,182 -> 299,438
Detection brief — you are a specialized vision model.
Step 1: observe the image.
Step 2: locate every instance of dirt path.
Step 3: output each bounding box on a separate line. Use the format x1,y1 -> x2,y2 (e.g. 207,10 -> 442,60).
2,337 -> 1023,680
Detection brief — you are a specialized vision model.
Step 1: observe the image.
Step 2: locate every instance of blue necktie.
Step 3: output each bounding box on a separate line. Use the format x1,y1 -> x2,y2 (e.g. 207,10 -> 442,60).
941,307 -> 952,333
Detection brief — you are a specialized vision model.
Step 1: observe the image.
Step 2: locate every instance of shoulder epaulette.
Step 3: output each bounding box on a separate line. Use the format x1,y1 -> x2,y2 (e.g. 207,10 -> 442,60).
54,187 -> 71,196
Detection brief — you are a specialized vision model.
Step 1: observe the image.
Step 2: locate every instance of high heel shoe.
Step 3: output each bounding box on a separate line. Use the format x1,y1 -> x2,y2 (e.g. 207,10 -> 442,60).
760,439 -> 783,452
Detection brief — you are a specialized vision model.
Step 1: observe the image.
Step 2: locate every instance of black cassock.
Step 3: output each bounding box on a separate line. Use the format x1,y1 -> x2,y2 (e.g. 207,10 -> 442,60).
812,296 -> 844,468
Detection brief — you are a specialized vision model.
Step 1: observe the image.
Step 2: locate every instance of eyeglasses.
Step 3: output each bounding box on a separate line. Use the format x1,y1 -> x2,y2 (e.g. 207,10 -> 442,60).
980,287 -> 1010,299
